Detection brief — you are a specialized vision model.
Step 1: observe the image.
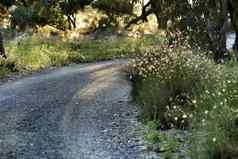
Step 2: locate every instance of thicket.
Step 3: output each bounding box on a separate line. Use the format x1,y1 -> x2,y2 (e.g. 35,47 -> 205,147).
129,40 -> 238,158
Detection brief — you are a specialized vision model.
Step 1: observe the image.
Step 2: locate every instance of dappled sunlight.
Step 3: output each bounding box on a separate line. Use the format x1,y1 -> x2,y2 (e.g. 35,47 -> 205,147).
74,64 -> 129,103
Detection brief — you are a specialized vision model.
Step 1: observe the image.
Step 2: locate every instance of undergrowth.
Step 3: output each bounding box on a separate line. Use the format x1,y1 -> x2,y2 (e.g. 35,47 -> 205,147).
0,33 -> 162,77
129,42 -> 238,158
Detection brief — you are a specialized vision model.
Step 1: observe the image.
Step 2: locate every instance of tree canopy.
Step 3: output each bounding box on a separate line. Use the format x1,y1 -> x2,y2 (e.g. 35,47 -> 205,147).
0,0 -> 238,61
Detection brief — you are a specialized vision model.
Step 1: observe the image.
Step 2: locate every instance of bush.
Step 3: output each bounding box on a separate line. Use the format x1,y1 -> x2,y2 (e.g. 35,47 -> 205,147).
0,56 -> 16,71
0,56 -> 16,78
10,6 -> 39,29
129,44 -> 238,158
5,36 -> 70,71
130,46 -> 215,129
10,3 -> 67,31
189,67 -> 238,159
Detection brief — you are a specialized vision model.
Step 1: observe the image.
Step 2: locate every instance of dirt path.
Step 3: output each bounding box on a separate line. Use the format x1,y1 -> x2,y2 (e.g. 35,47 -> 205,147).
0,60 -> 149,159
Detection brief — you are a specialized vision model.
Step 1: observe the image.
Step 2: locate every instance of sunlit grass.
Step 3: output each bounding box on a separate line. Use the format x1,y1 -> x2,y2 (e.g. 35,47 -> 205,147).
0,33 -> 162,78
70,34 -> 162,62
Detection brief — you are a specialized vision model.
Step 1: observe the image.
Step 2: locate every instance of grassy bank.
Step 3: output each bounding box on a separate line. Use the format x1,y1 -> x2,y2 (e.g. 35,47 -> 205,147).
129,44 -> 238,158
0,32 -> 162,78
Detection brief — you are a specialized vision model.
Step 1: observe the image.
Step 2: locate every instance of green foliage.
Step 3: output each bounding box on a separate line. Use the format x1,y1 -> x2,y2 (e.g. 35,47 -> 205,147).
143,121 -> 184,158
0,56 -> 16,77
144,121 -> 160,144
10,6 -> 40,29
68,34 -> 161,63
92,0 -> 135,15
0,33 -> 161,77
42,4 -> 67,30
189,66 -> 238,159
159,132 -> 181,158
1,0 -> 13,8
5,36 -> 70,71
0,67 -> 11,78
130,45 -> 215,128
130,43 -> 238,158
61,0 -> 92,14
9,1 -> 67,30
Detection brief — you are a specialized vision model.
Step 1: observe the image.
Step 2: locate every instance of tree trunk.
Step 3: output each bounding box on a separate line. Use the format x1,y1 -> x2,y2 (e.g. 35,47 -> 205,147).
67,14 -> 77,30
234,32 -> 238,57
67,15 -> 72,30
125,8 -> 153,28
0,30 -> 7,59
206,0 -> 229,62
229,0 -> 238,59
125,0 -> 152,28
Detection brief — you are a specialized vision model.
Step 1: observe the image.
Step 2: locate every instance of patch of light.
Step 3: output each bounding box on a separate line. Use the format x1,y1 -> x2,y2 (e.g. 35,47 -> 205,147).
227,33 -> 236,50
188,0 -> 193,7
144,0 -> 150,5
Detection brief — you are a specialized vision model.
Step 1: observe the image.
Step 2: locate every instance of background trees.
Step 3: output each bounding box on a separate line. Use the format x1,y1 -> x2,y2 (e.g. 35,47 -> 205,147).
0,0 -> 238,61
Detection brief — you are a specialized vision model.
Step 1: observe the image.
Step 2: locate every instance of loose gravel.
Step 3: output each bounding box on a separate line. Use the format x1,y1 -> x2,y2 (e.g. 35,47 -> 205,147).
0,60 -> 155,159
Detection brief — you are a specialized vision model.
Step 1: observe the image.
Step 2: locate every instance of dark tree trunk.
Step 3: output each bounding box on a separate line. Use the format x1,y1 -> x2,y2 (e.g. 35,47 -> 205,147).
125,9 -> 153,28
125,0 -> 152,28
206,0 -> 229,62
228,0 -> 238,59
72,13 -> 77,28
207,22 -> 228,62
234,33 -> 238,57
125,0 -> 165,29
141,0 -> 152,22
67,13 -> 77,30
0,30 -> 7,59
67,15 -> 72,30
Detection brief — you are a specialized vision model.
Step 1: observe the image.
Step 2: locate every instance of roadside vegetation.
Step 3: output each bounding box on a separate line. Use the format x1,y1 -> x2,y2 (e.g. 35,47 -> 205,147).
129,40 -> 238,158
0,32 -> 162,77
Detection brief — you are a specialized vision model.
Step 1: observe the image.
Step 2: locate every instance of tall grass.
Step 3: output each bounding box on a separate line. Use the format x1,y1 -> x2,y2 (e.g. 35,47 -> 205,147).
0,33 -> 162,77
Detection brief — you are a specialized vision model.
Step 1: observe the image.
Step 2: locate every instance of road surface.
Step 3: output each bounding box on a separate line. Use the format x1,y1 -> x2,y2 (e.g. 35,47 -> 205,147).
0,60 -> 146,159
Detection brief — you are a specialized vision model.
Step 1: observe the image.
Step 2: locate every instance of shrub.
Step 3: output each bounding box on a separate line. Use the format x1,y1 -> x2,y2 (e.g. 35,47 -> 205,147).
189,67 -> 238,159
129,43 -> 238,158
10,3 -> 67,31
10,6 -> 39,29
0,56 -> 16,71
130,46 -> 215,129
5,36 -> 70,71
190,108 -> 238,159
0,56 -> 16,78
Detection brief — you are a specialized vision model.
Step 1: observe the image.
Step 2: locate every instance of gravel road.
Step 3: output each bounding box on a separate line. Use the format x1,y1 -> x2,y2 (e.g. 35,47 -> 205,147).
0,60 -> 148,159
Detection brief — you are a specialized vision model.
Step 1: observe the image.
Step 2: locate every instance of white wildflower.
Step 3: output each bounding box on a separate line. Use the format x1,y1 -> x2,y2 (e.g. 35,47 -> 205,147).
212,137 -> 216,142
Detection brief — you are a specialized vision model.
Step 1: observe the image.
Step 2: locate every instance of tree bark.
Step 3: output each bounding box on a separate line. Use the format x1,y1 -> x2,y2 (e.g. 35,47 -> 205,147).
206,0 -> 229,62
125,8 -> 153,28
125,0 -> 154,28
67,13 -> 77,30
228,0 -> 238,59
0,30 -> 7,59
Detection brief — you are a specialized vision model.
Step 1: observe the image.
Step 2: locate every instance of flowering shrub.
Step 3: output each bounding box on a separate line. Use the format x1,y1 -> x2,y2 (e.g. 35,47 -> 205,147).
129,45 -> 216,129
129,43 -> 238,158
190,67 -> 238,159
